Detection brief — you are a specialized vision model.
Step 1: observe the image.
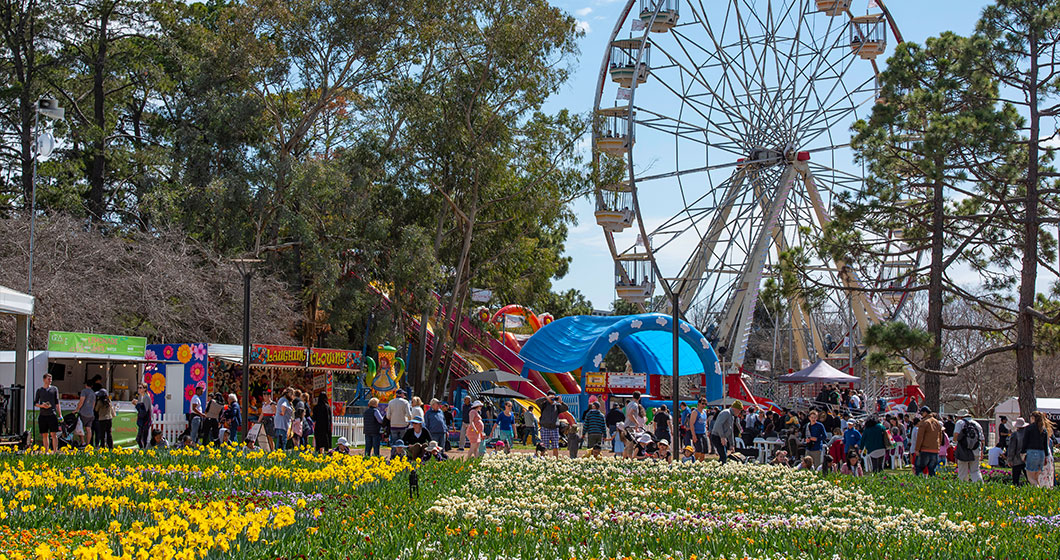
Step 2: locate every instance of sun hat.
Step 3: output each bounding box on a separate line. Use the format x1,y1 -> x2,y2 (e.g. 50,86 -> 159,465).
392,439 -> 407,448
956,409 -> 971,418
410,417 -> 424,424
1013,417 -> 1028,429
426,441 -> 440,452
471,400 -> 483,408
637,433 -> 652,444
658,439 -> 670,447
337,437 -> 350,447
683,445 -> 694,454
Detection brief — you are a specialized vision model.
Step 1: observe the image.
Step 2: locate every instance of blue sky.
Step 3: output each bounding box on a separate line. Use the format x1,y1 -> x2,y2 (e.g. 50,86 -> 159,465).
543,0 -> 993,310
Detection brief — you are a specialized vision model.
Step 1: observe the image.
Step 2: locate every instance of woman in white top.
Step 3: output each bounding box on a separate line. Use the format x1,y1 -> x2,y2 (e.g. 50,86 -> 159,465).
410,396 -> 425,423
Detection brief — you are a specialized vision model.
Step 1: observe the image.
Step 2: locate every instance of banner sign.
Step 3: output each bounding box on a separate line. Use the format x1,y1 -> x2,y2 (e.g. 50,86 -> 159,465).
609,373 -> 646,391
308,347 -> 362,370
48,331 -> 147,358
586,372 -> 608,394
251,345 -> 307,367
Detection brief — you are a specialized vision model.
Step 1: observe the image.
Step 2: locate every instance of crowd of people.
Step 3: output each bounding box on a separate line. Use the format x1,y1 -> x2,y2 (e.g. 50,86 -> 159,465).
29,372 -> 1058,487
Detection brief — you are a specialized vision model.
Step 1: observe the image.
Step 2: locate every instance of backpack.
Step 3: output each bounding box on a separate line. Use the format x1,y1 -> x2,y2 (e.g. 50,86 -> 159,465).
955,421 -> 981,461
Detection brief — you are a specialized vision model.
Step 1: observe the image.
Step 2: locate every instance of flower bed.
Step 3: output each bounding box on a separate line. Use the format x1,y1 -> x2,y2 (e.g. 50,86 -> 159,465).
1,450 -> 1059,559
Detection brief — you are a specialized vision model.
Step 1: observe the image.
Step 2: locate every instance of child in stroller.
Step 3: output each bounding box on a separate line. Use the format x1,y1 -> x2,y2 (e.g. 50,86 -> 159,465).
57,413 -> 85,450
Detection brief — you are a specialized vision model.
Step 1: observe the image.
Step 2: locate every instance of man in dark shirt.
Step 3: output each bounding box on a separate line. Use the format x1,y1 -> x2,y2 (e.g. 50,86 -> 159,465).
459,396 -> 472,451
534,391 -> 568,458
34,373 -> 61,453
605,402 -> 625,453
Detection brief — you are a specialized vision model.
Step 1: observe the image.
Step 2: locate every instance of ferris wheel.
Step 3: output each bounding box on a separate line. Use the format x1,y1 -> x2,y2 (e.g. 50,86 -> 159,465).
592,0 -> 916,374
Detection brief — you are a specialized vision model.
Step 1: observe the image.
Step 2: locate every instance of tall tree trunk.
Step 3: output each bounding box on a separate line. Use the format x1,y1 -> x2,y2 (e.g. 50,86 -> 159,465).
86,6 -> 110,222
1016,29 -> 1040,421
923,178 -> 945,410
419,207 -> 448,398
425,197 -> 478,395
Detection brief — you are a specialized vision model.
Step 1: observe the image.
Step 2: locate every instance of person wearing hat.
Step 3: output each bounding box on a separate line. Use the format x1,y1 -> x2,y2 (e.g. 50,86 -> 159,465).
534,390 -> 569,458
332,436 -> 352,455
387,389 -> 412,448
654,439 -> 673,464
997,415 -> 1012,449
390,439 -> 408,459
466,400 -> 485,459
633,432 -> 654,459
1007,417 -> 1029,486
681,445 -> 695,463
953,409 -> 984,482
403,417 -> 432,446
913,407 -> 943,477
423,440 -> 447,462
710,399 -> 742,464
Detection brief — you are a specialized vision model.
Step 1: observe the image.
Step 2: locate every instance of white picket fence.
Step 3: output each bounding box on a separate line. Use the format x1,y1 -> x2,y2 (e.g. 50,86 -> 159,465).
333,416 -> 365,447
151,413 -> 187,443
149,412 -> 363,447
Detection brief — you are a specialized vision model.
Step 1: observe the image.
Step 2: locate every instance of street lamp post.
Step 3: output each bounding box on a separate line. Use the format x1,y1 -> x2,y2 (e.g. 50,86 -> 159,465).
233,258 -> 262,438
28,97 -> 63,294
672,290 -> 680,447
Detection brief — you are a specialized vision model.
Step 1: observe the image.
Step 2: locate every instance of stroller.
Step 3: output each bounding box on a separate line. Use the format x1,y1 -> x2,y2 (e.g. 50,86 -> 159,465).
57,413 -> 85,450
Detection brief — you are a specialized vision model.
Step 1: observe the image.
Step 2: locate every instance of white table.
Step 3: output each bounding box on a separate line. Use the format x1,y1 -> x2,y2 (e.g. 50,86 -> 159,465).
753,437 -> 783,463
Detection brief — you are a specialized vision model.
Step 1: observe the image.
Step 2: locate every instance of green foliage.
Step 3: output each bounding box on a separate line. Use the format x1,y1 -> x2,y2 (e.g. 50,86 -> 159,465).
535,289 -> 594,318
0,0 -> 588,356
863,321 -> 934,373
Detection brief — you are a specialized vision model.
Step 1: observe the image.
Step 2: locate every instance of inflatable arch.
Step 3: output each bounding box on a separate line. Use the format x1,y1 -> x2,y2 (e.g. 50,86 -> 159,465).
518,313 -> 723,408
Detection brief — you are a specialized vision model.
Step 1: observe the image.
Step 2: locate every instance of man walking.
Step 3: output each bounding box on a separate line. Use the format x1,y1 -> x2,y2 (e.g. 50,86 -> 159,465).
804,410 -> 826,467
189,384 -> 206,445
425,399 -> 448,449
605,402 -> 624,453
710,400 -> 742,464
1007,417 -> 1029,486
386,389 -> 412,446
534,391 -> 568,458
273,388 -> 293,451
914,407 -> 942,476
458,396 -> 472,450
34,373 -> 60,453
72,378 -> 95,446
953,409 -> 984,482
583,401 -> 607,450
690,398 -> 710,461
678,402 -> 692,448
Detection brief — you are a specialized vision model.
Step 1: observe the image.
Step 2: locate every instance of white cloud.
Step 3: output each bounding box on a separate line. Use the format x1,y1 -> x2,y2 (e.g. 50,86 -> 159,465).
576,20 -> 592,33
575,7 -> 593,17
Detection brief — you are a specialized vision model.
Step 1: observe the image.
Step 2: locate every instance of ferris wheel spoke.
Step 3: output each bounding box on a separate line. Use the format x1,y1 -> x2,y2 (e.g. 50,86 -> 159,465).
778,24 -> 853,135
794,75 -> 878,147
652,30 -> 760,136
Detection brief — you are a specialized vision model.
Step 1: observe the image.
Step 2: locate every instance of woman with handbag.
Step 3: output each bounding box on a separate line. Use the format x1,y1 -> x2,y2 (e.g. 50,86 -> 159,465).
94,388 -> 115,449
1022,411 -> 1054,487
133,384 -> 152,449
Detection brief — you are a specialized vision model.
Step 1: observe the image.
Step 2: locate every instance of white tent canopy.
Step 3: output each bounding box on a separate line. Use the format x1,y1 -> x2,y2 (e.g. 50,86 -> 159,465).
0,285 -> 33,316
994,397 -> 1060,431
